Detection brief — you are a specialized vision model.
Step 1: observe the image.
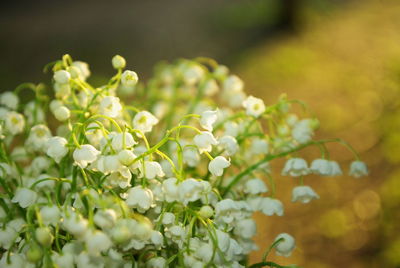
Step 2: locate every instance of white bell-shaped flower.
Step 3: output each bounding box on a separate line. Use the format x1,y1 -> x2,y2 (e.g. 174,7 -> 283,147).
193,131 -> 218,153
121,70 -> 138,87
292,119 -> 315,144
139,161 -> 165,180
208,156 -> 230,176
310,158 -> 331,176
53,70 -> 71,84
200,110 -> 218,131
11,188 -> 37,208
40,205 -> 61,226
242,96 -> 265,117
62,211 -> 89,237
281,158 -> 310,177
242,96 -> 266,118
349,160 -> 368,178
71,61 -> 91,80
291,185 -> 319,204
274,233 -> 295,257
146,257 -> 167,268
223,75 -> 244,92
26,124 -> 52,152
132,111 -> 159,133
215,199 -> 239,224
99,96 -> 122,118
234,218 -> 257,239
85,230 -> 112,256
328,160 -> 343,176
126,186 -> 154,212
250,138 -> 269,155
4,111 -> 25,135
111,132 -> 137,151
244,178 -> 268,195
46,136 -> 69,163
0,92 -> 19,110
162,177 -> 180,203
94,209 -> 117,229
261,197 -> 284,216
219,135 -> 239,156
183,146 -> 200,167
178,178 -> 203,205
73,144 -> 100,168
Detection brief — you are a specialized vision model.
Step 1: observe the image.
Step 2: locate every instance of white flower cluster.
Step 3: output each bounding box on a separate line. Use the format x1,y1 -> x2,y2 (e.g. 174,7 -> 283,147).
0,55 -> 367,267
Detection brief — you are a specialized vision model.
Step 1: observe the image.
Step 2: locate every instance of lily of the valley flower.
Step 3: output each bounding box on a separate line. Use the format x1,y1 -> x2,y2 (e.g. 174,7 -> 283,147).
194,131 -> 218,153
73,144 -> 100,168
133,111 -> 159,133
349,160 -> 368,178
200,110 -> 218,131
99,96 -> 122,118
242,96 -> 266,118
11,188 -> 37,208
291,185 -> 319,204
4,111 -> 25,135
126,186 -> 154,212
281,158 -> 310,177
121,70 -> 139,87
46,136 -> 68,163
208,156 -> 230,176
274,233 -> 295,257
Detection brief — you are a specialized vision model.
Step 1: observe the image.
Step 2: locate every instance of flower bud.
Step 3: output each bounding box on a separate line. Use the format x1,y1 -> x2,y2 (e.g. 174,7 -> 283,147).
112,55 -> 126,69
35,227 -> 54,247
53,106 -> 70,121
26,244 -> 43,263
53,70 -> 71,84
199,205 -> 214,219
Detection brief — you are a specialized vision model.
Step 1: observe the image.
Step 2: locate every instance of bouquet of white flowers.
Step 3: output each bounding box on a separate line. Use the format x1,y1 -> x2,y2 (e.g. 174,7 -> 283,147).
0,54 -> 368,267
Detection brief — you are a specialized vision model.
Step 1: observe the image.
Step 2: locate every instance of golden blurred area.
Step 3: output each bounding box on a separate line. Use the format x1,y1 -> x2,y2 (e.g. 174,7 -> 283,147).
238,0 -> 400,267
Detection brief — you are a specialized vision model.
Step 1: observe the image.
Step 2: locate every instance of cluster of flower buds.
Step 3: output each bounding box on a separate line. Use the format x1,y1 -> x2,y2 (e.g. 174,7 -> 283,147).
0,55 -> 367,267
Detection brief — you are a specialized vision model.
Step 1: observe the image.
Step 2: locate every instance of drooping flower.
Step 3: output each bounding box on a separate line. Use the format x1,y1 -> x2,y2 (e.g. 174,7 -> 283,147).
219,135 -> 239,156
200,110 -> 218,131
291,185 -> 319,204
281,158 -> 309,177
26,124 -> 52,152
139,161 -> 165,180
85,230 -> 113,256
126,186 -> 154,212
73,144 -> 100,168
194,131 -> 218,153
349,160 -> 368,178
4,111 -> 25,135
162,177 -> 180,203
0,92 -> 19,110
11,188 -> 37,208
178,178 -> 203,205
132,111 -> 159,133
208,156 -> 230,176
274,233 -> 295,257
111,132 -> 137,152
99,96 -> 122,118
244,178 -> 268,195
46,136 -> 69,163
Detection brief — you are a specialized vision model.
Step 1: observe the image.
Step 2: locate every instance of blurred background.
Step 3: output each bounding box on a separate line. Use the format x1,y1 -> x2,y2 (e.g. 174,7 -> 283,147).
1,0 -> 400,267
